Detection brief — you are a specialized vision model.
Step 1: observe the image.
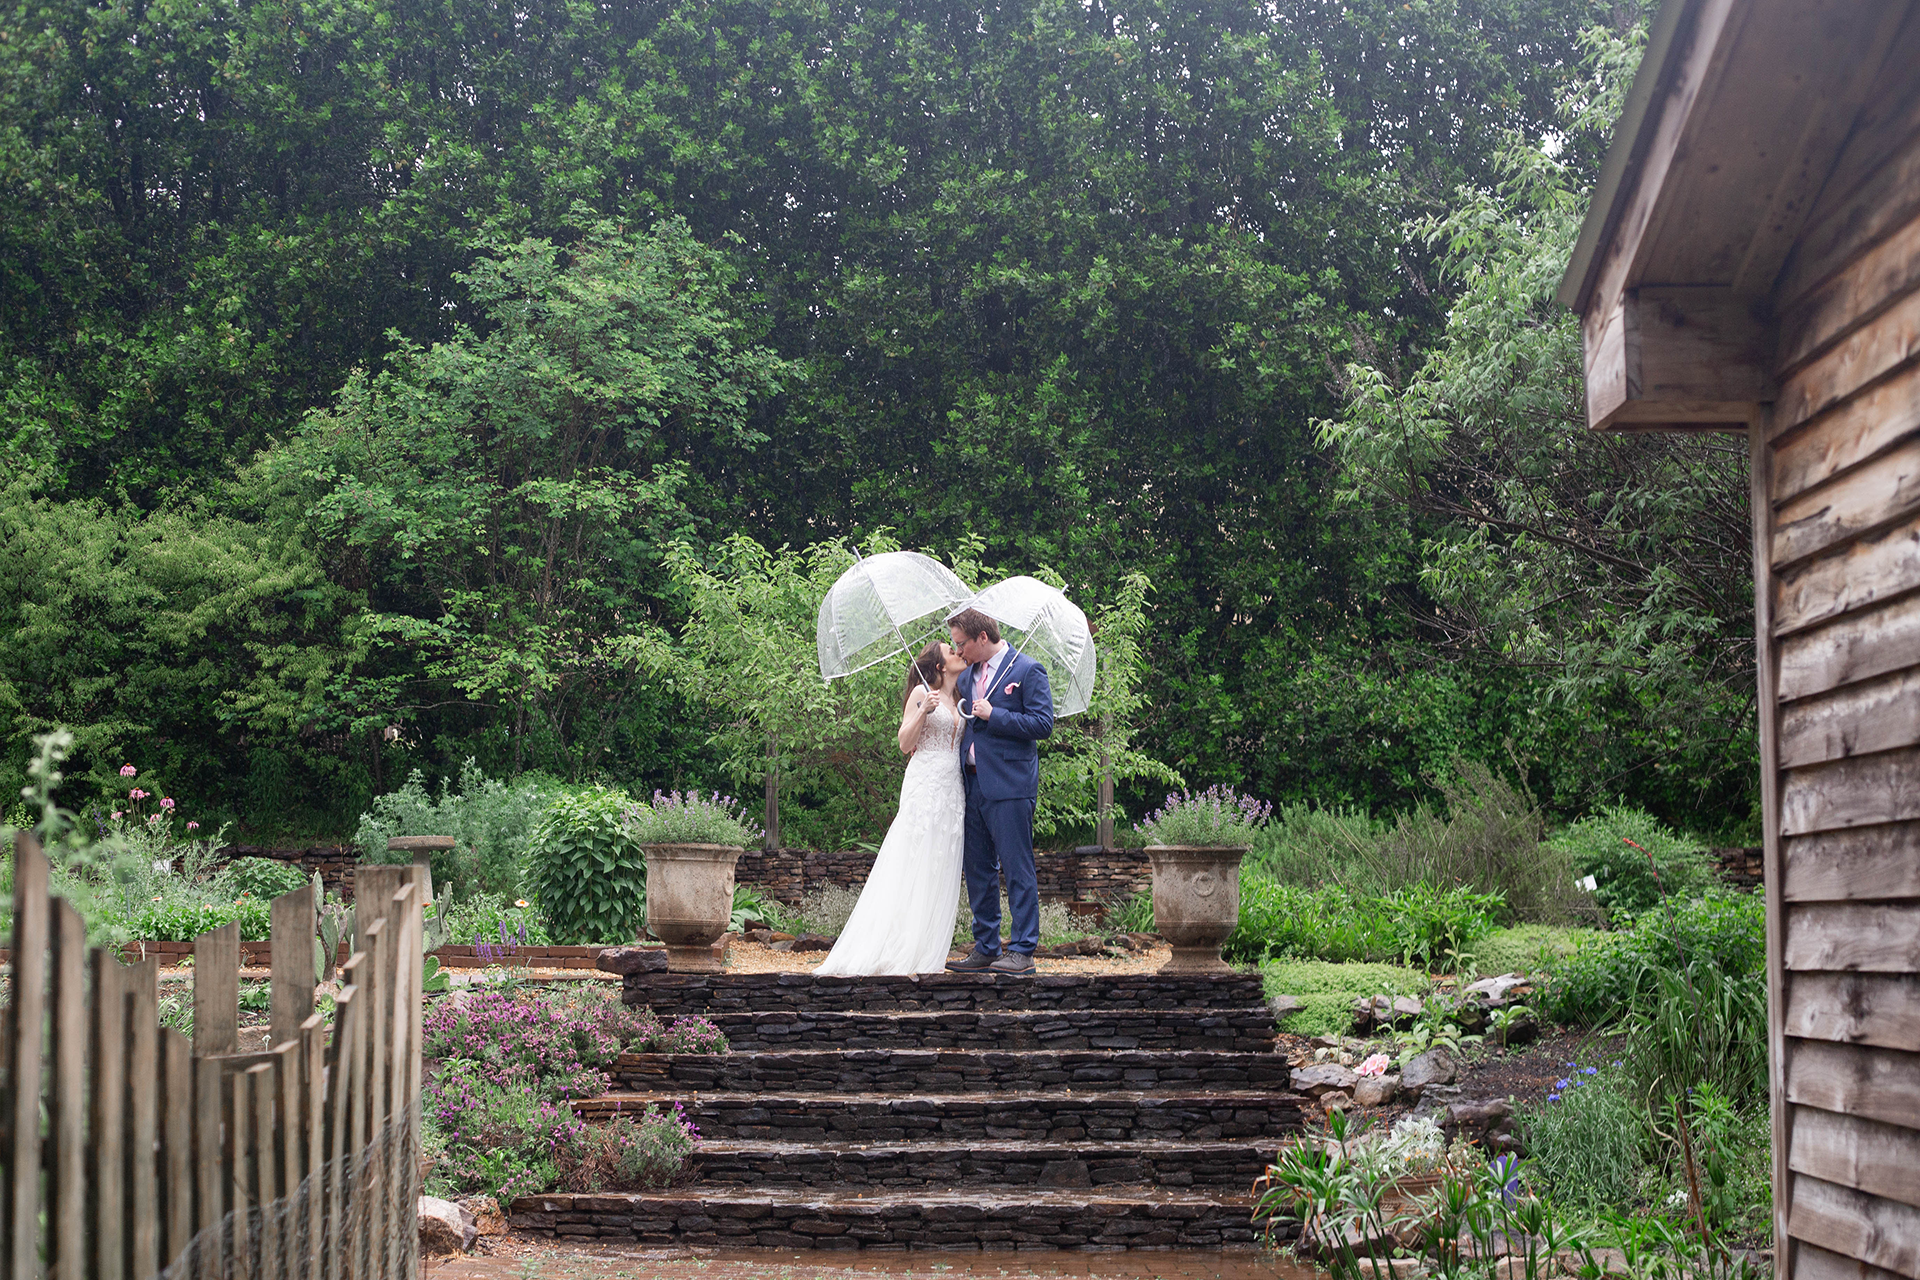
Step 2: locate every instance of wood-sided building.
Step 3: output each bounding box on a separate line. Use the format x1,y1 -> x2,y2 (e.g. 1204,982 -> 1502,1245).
1561,1 -> 1920,1275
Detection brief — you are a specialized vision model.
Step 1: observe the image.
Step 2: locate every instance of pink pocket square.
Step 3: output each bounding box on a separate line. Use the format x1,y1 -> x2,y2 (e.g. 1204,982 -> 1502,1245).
1004,682 -> 1019,694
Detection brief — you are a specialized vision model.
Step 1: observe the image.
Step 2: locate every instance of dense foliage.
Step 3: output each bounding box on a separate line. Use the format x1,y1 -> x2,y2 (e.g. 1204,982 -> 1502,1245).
1,0 -> 1752,842
521,786 -> 648,943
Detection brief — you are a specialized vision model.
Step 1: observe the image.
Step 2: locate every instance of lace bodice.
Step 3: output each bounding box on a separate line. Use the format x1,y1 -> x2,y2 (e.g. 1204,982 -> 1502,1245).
912,697 -> 964,756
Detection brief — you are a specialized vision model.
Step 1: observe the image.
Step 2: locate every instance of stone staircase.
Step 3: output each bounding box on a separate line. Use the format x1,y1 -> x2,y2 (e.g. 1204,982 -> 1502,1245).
509,970 -> 1304,1252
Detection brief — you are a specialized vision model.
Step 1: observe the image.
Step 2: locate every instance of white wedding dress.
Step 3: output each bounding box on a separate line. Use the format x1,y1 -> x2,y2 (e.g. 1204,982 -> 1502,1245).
814,697 -> 966,976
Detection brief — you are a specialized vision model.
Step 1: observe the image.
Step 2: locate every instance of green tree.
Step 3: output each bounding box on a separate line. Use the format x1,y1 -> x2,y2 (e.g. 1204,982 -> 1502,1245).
259,216 -> 792,779
1317,25 -> 1757,821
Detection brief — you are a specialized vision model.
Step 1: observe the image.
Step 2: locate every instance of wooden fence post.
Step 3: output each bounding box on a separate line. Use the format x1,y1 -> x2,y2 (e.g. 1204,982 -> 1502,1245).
194,1054 -> 227,1279
48,898 -> 86,1280
194,922 -> 240,1058
128,957 -> 161,1280
6,833 -> 48,1280
88,951 -> 127,1280
271,885 -> 316,1047
160,1026 -> 194,1268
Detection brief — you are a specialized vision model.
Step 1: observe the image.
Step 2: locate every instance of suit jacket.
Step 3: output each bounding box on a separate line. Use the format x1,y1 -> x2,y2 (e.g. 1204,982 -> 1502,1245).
955,647 -> 1055,801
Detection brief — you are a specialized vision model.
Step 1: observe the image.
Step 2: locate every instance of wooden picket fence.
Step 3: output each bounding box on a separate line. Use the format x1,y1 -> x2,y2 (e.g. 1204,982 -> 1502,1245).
1,833 -> 424,1280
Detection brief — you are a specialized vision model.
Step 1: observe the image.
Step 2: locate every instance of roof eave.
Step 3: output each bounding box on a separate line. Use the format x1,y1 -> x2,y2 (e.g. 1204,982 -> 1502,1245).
1555,0 -> 1699,314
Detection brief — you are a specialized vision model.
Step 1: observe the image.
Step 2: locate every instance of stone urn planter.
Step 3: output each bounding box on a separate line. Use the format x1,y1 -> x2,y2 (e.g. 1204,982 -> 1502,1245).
1145,845 -> 1247,973
642,843 -> 744,972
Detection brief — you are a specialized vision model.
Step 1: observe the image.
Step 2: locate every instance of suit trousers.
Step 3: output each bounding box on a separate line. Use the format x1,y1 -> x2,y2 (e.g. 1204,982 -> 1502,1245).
962,773 -> 1039,955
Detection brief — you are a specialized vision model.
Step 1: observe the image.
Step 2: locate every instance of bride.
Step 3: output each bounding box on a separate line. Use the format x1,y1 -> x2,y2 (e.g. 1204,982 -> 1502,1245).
813,641 -> 969,976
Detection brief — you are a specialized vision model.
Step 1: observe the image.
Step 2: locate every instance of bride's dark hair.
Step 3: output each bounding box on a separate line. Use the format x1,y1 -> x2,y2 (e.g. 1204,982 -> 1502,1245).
901,642 -> 947,711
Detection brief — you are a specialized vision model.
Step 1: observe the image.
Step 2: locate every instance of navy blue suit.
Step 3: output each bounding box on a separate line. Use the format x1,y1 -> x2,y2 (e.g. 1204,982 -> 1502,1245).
954,648 -> 1054,954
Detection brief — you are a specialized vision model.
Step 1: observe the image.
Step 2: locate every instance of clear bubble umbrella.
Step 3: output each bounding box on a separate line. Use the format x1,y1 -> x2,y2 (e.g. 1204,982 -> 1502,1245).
816,550 -> 975,685
950,576 -> 1096,716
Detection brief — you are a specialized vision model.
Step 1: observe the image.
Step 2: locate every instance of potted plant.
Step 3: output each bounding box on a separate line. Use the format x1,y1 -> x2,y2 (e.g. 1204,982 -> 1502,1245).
1136,785 -> 1269,973
626,791 -> 763,972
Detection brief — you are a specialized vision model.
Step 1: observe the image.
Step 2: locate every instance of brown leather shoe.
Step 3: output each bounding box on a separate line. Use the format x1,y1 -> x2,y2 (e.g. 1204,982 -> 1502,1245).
987,951 -> 1034,976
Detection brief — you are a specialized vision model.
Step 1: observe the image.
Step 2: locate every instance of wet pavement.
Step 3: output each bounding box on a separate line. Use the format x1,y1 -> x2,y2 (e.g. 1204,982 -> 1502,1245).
426,1239 -> 1322,1280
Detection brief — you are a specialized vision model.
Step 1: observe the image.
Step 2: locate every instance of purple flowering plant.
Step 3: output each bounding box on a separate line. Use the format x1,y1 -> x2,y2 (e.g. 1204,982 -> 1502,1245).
624,790 -> 764,850
1136,785 -> 1272,847
422,985 -> 719,1199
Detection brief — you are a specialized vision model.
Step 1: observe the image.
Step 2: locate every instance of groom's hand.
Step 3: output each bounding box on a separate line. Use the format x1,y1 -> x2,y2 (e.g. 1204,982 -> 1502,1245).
970,699 -> 993,721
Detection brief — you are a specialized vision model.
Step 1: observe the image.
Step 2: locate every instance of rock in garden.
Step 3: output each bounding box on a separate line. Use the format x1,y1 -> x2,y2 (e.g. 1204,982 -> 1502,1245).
1308,1034 -> 1345,1050
1319,1089 -> 1353,1114
594,946 -> 669,976
1464,973 -> 1531,1004
743,928 -> 774,944
1125,931 -> 1162,950
417,1196 -> 477,1255
1349,995 -> 1388,1032
770,940 -> 794,952
1353,1073 -> 1399,1108
1444,1098 -> 1512,1134
456,1196 -> 507,1237
767,931 -> 796,942
1267,994 -> 1303,1021
1391,995 -> 1424,1023
790,933 -> 836,952
1291,1062 -> 1359,1096
1399,1046 -> 1458,1097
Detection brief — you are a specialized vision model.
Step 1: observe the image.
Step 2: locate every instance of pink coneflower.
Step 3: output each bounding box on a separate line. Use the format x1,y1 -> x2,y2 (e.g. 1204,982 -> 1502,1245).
119,764 -> 137,778
159,797 -> 175,810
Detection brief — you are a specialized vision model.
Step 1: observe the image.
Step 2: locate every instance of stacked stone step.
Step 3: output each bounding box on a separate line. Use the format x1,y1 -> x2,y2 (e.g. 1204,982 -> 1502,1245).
510,971 -> 1304,1252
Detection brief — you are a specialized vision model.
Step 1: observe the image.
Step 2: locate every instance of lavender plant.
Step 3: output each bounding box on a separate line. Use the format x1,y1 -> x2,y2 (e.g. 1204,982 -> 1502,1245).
624,790 -> 764,849
1136,785 -> 1272,847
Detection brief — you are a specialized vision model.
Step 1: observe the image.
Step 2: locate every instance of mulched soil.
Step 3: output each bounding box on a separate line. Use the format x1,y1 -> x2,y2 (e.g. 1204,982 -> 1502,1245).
1273,1026 -> 1630,1122
1452,1029 -> 1631,1107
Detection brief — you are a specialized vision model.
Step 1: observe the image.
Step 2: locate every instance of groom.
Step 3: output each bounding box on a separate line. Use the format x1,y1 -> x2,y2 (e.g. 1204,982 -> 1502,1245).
945,607 -> 1054,976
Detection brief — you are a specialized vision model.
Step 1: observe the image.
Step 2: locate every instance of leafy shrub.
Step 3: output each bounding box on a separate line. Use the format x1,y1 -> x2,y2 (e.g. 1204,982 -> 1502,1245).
356,761 -> 566,900
440,891 -> 553,950
1548,805 -> 1715,921
1225,874 -> 1501,968
793,884 -> 861,937
1371,760 -> 1588,924
523,786 -> 646,944
625,790 -> 763,849
1542,890 -> 1764,1026
1626,961 -> 1768,1110
730,884 -> 781,932
650,1015 -> 729,1055
1246,801 -> 1389,890
1136,785 -> 1272,847
117,896 -> 272,941
424,1060 -> 589,1201
1105,885 -> 1154,934
1519,1056 -> 1646,1212
560,1105 -> 698,1190
1378,884 -> 1505,970
224,857 -> 311,900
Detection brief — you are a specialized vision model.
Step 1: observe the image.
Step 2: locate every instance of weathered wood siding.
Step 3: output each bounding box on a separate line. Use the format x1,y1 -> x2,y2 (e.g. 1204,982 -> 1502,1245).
1768,59 -> 1920,1278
